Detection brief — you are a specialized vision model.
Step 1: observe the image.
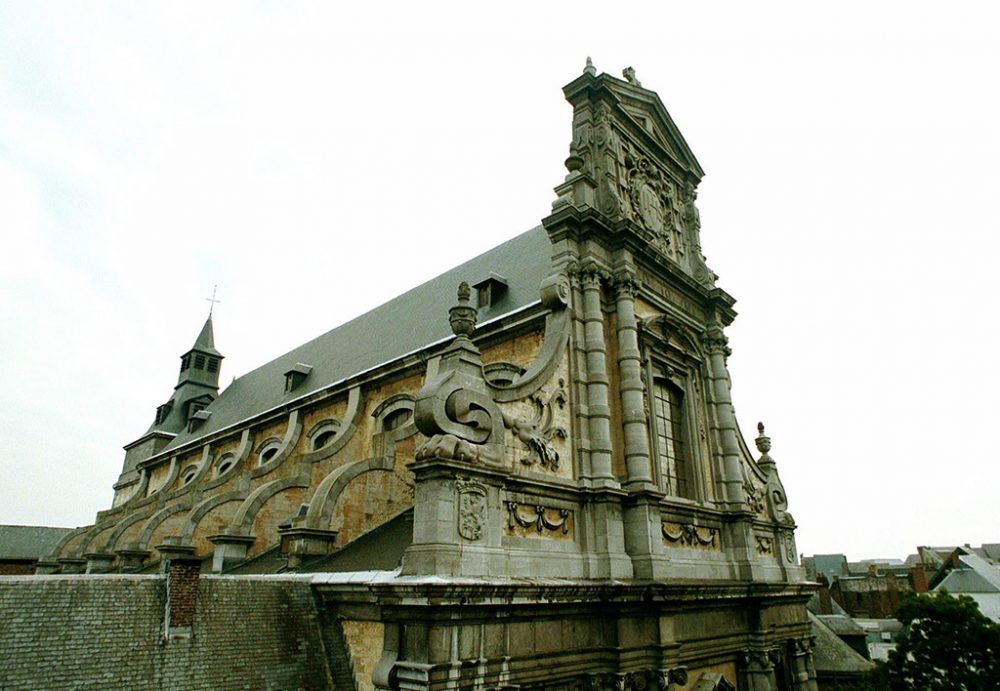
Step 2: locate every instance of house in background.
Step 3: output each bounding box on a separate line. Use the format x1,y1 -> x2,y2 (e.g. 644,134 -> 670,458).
928,548 -> 1000,622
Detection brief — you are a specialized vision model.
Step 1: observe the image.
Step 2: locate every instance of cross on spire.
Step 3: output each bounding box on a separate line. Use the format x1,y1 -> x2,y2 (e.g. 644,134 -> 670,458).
205,285 -> 221,317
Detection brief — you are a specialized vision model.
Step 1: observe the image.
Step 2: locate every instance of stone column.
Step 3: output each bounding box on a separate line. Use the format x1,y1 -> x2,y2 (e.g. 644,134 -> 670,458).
742,649 -> 779,691
790,638 -> 819,691
613,272 -> 654,489
580,263 -> 616,488
703,327 -> 746,509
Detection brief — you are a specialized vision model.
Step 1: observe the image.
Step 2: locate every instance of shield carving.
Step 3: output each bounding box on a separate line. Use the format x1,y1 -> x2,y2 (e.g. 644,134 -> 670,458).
456,479 -> 487,541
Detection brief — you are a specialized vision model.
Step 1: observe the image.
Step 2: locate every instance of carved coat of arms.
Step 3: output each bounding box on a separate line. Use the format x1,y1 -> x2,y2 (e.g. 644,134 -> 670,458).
456,479 -> 487,541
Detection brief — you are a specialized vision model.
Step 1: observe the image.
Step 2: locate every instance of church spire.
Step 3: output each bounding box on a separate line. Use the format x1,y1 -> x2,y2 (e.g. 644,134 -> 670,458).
176,315 -> 223,389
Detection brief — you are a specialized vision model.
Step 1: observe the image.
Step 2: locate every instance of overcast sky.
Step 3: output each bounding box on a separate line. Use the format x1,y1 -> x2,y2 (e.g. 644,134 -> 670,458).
2,2 -> 998,561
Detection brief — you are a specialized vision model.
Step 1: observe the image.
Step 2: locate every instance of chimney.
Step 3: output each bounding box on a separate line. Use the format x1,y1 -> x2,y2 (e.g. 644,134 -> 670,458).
816,574 -> 832,614
910,563 -> 929,593
165,557 -> 201,636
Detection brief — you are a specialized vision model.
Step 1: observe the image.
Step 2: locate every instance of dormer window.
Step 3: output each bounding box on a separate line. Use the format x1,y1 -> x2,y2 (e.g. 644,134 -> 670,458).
472,273 -> 508,309
284,363 -> 313,393
187,408 -> 211,433
155,401 -> 174,425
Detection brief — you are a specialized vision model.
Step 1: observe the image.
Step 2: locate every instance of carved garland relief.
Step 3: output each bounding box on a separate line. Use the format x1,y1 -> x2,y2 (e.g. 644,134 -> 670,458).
505,502 -> 573,539
661,522 -> 720,550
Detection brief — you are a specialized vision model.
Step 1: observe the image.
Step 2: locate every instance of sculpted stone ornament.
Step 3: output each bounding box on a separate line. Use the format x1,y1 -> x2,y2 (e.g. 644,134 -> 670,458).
506,502 -> 571,535
456,478 -> 487,541
755,423 -> 794,526
662,522 -> 719,548
414,283 -> 505,464
503,382 -> 568,470
624,145 -> 685,259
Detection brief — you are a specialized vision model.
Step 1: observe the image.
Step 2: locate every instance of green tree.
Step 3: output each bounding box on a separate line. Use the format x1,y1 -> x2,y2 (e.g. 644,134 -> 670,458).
880,590 -> 1000,690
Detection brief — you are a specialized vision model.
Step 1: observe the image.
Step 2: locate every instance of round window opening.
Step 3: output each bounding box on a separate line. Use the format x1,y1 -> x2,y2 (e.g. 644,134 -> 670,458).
382,408 -> 412,432
313,429 -> 338,450
259,446 -> 279,466
181,467 -> 198,485
216,458 -> 234,476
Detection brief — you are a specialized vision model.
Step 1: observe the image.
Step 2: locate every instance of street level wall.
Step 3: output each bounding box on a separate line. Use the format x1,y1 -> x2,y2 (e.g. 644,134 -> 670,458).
0,574 -> 334,690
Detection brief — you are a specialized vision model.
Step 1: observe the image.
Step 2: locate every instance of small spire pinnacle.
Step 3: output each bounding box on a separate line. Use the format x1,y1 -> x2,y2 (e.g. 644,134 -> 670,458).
449,282 -> 477,338
205,285 -> 221,318
584,56 -> 596,76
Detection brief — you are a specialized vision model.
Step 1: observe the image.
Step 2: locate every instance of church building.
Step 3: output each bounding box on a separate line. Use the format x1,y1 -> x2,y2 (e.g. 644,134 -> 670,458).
5,65 -> 818,691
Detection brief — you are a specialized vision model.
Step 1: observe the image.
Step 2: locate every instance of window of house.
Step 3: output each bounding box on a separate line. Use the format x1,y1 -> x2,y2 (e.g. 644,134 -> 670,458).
180,355 -> 191,372
207,357 -> 219,373
257,440 -> 281,467
155,402 -> 173,425
215,454 -> 235,477
651,378 -> 694,499
181,466 -> 199,486
194,353 -> 206,370
382,408 -> 411,432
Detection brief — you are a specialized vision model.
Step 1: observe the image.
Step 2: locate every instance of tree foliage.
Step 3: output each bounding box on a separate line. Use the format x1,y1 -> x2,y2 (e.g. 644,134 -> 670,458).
878,590 -> 1000,690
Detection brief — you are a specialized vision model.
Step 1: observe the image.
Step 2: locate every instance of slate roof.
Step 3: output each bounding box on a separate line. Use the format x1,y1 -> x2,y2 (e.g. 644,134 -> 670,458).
808,611 -> 874,675
0,525 -> 74,560
161,226 -> 553,451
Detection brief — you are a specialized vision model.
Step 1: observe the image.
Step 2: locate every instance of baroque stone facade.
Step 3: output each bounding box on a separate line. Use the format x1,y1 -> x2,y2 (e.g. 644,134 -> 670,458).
9,65 -> 817,690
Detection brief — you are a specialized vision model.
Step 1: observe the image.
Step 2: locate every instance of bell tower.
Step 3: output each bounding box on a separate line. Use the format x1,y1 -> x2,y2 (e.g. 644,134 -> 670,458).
111,316 -> 224,506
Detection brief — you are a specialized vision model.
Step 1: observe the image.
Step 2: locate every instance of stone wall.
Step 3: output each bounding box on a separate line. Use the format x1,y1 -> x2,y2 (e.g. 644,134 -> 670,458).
0,574 -> 335,690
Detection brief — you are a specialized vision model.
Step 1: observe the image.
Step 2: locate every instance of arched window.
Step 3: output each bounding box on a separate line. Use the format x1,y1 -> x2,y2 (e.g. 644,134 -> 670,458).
215,453 -> 236,477
382,408 -> 411,432
256,439 -> 282,467
308,419 -> 341,451
181,465 -> 199,486
651,378 -> 694,499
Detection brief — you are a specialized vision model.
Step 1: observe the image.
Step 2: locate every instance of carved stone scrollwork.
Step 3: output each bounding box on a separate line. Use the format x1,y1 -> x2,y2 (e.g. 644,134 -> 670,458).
414,283 -> 506,465
457,478 -> 487,541
701,329 -> 731,358
755,535 -> 774,555
503,382 -> 568,471
743,480 -> 766,516
506,502 -> 571,535
662,523 -> 719,548
540,273 -> 572,309
578,668 -> 687,691
611,273 -> 640,299
577,262 -> 610,289
623,144 -> 684,260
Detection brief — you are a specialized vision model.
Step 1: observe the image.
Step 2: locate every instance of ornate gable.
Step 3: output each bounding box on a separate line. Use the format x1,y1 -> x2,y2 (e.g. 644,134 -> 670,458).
553,63 -> 715,286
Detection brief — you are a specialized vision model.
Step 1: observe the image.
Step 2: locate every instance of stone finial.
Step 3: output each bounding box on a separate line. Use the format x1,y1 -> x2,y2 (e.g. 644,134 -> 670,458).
584,56 -> 596,76
755,422 -> 772,458
449,282 -> 477,338
622,66 -> 641,86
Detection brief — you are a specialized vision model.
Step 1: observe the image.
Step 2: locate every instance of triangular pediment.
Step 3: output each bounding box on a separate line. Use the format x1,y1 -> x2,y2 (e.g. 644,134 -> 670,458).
564,70 -> 704,180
